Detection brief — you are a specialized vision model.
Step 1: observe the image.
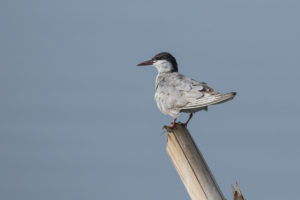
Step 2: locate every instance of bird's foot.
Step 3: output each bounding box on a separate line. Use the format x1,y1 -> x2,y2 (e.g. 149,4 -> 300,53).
162,123 -> 177,131
169,118 -> 178,129
169,121 -> 177,129
163,118 -> 177,130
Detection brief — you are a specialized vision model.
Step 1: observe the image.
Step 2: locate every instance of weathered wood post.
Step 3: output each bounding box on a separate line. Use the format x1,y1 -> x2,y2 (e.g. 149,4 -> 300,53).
231,182 -> 244,200
165,123 -> 227,200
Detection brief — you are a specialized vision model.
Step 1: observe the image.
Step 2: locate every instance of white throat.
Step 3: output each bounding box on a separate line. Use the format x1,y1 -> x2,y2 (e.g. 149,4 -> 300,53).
153,60 -> 173,73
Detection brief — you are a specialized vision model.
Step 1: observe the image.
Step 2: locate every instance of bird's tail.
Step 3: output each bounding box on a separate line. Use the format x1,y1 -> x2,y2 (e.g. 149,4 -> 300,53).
184,92 -> 237,109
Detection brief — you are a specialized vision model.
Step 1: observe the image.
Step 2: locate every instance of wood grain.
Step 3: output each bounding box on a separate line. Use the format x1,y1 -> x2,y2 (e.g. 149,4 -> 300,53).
166,124 -> 226,200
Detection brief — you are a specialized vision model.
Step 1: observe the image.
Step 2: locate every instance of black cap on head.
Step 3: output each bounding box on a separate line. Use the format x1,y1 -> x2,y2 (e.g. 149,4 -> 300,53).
152,52 -> 178,72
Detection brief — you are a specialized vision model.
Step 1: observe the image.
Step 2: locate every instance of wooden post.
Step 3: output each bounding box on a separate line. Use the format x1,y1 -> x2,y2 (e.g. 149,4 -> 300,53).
231,182 -> 244,200
165,123 -> 226,200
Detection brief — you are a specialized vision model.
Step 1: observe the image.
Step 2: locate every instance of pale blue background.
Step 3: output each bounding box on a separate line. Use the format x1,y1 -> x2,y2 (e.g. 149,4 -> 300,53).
1,0 -> 299,199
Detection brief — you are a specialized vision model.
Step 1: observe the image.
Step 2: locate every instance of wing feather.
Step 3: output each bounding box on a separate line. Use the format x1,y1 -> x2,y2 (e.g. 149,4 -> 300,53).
182,92 -> 236,110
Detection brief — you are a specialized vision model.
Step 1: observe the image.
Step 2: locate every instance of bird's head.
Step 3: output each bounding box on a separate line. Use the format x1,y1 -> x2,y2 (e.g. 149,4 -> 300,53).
137,52 -> 178,73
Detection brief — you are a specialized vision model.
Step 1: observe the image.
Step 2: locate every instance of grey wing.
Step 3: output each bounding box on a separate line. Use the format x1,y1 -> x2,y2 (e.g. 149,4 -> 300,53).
164,73 -> 219,109
177,75 -> 236,109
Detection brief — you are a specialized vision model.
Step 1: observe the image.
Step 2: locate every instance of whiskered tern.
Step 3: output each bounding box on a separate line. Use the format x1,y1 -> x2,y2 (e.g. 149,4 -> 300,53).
137,52 -> 236,128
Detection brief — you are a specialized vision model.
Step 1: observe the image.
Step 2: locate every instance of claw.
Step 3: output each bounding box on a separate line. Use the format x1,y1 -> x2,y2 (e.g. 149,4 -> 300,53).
162,118 -> 177,130
169,122 -> 177,129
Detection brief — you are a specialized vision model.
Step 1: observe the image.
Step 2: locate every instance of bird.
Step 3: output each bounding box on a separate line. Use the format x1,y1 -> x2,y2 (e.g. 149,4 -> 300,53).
137,52 -> 236,128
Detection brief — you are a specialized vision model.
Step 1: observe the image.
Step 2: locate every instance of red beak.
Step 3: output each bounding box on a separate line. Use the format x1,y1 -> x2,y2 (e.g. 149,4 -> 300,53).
137,60 -> 154,66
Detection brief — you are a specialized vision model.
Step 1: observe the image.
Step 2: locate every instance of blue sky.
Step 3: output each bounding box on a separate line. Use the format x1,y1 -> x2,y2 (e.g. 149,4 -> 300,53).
1,0 -> 300,199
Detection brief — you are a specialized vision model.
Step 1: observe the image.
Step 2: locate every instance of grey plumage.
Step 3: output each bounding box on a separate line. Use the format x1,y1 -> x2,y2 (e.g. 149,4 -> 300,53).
155,72 -> 236,118
138,52 -> 236,122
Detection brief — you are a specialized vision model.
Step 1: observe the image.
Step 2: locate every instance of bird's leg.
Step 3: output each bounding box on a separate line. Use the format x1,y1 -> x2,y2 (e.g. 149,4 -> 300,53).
169,118 -> 177,129
182,113 -> 193,127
